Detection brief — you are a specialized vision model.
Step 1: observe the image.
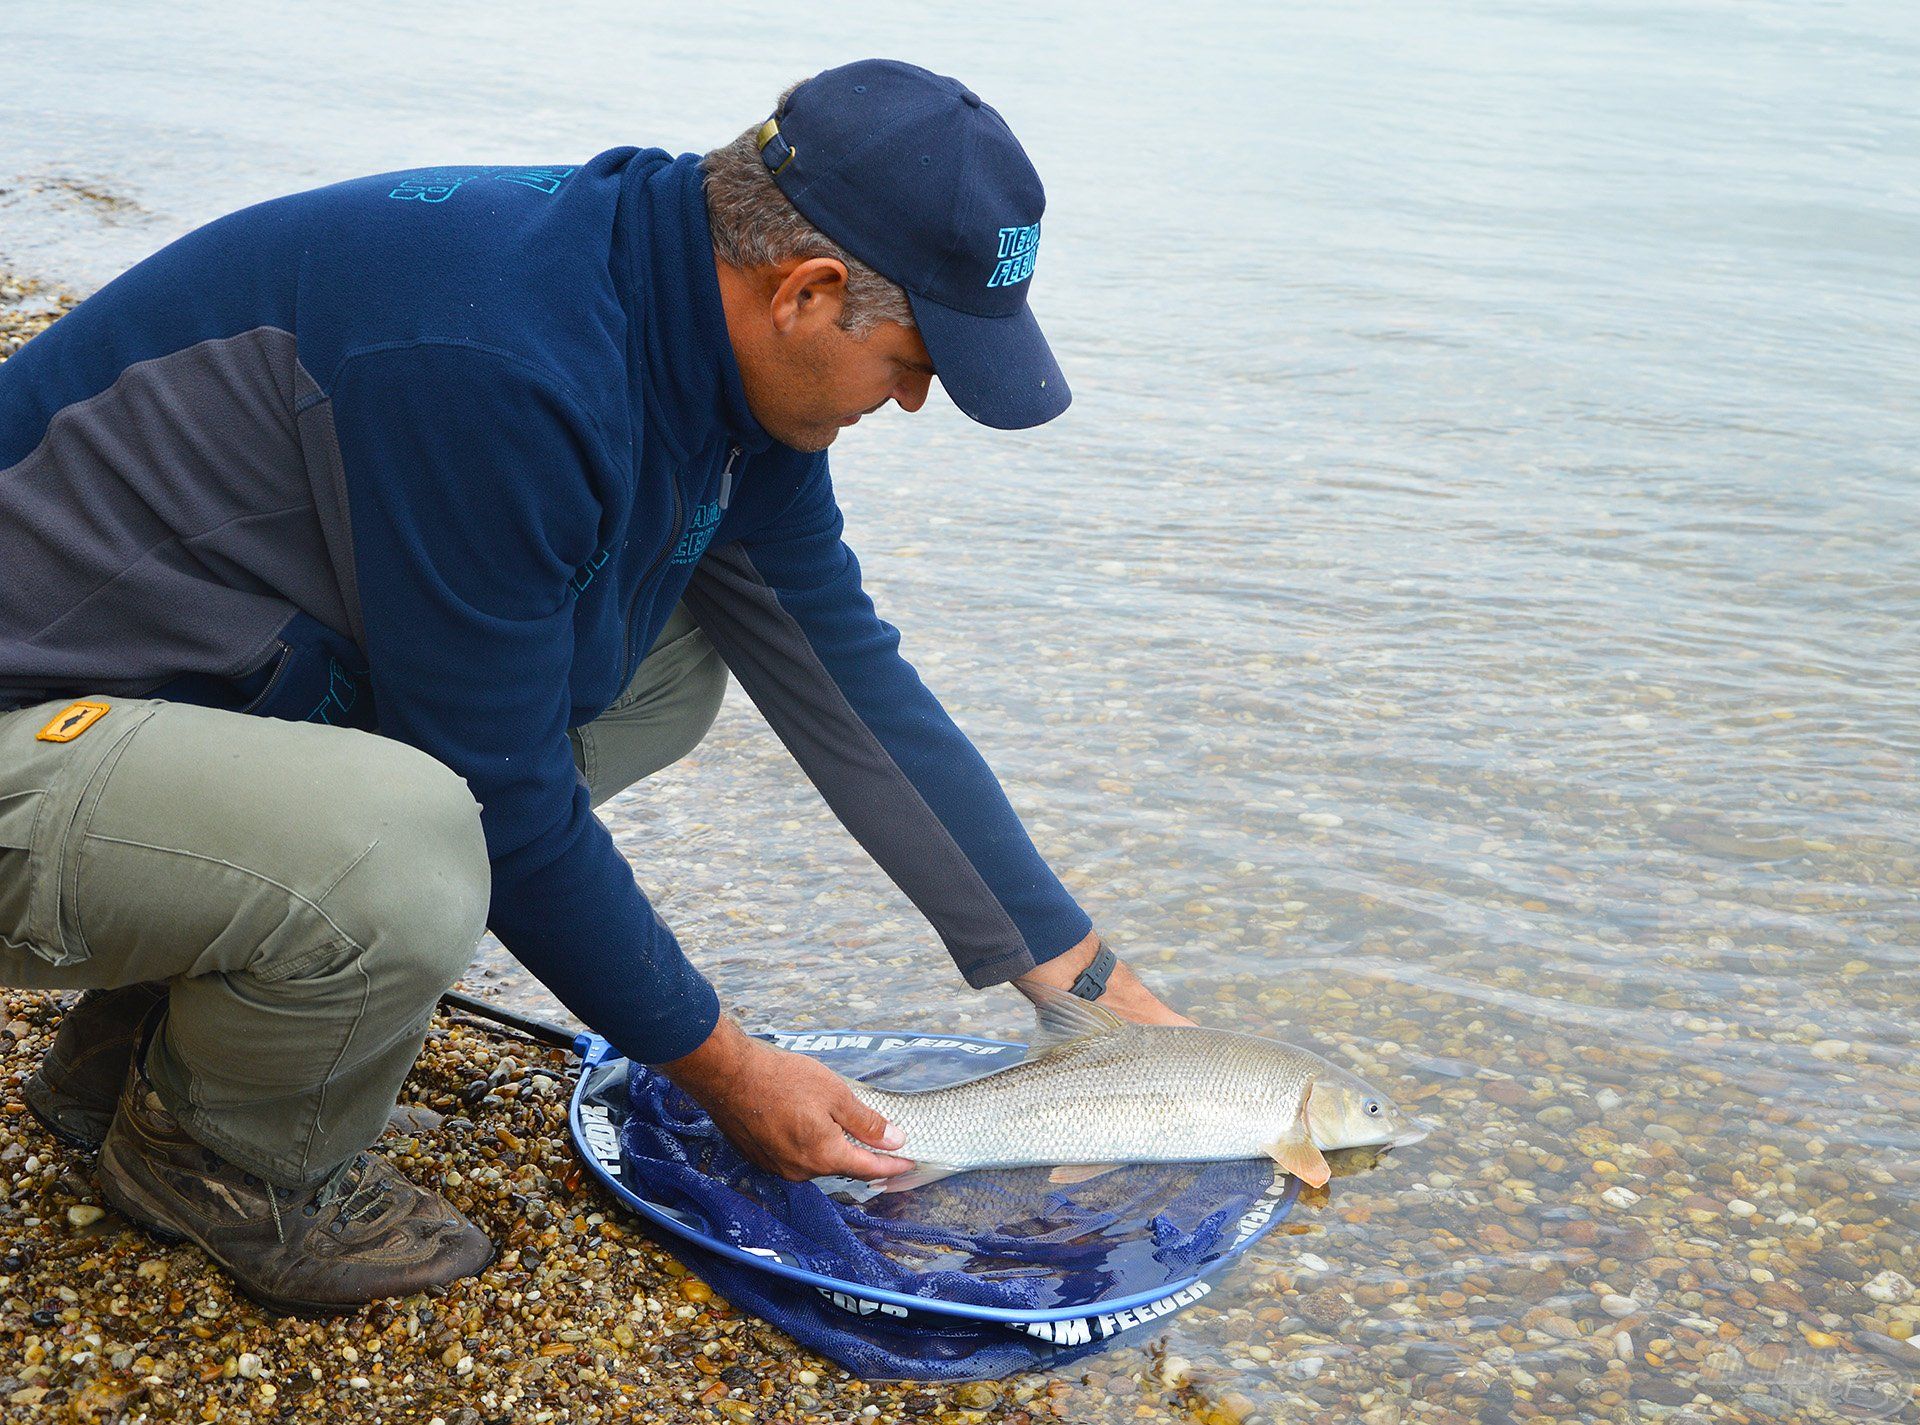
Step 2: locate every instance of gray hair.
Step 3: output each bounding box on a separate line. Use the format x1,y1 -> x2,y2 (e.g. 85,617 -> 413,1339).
701,88 -> 916,338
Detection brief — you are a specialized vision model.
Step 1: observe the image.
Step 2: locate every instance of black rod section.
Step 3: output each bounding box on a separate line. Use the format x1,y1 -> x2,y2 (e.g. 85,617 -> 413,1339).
438,988 -> 579,1052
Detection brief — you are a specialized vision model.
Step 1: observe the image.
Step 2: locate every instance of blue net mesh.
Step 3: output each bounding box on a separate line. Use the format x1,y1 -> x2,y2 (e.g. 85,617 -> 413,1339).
589,1032 -> 1297,1381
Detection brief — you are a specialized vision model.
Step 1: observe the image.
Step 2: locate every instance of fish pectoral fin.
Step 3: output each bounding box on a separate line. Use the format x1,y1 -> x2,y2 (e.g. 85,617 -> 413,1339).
1266,1134 -> 1331,1189
1021,983 -> 1130,1058
1046,1163 -> 1125,1186
866,1162 -> 963,1195
1270,1083 -> 1331,1187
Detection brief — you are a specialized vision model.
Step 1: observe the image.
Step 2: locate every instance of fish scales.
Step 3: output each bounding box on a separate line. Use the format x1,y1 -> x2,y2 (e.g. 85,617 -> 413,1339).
850,1023 -> 1329,1172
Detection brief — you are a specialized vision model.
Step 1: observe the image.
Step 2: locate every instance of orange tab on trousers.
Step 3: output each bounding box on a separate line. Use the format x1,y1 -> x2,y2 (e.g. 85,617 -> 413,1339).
35,701 -> 111,743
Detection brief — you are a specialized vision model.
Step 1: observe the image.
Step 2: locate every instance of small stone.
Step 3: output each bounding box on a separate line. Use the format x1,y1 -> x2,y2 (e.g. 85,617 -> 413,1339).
1298,812 -> 1344,828
1860,1332 -> 1920,1364
1728,1199 -> 1756,1217
1297,1252 -> 1330,1272
1535,1105 -> 1575,1129
386,1103 -> 445,1134
1864,1270 -> 1915,1305
66,1204 -> 105,1228
1601,1294 -> 1636,1318
1601,1186 -> 1641,1209
1483,1078 -> 1529,1106
1809,1040 -> 1849,1060
1288,1355 -> 1325,1380
236,1352 -> 262,1379
1594,1087 -> 1624,1111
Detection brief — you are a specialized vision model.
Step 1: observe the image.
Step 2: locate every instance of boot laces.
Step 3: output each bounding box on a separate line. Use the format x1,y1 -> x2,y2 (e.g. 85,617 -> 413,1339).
316,1155 -> 397,1228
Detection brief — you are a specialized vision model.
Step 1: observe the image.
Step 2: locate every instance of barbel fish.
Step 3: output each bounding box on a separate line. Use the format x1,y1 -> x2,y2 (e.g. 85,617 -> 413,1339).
845,988 -> 1429,1193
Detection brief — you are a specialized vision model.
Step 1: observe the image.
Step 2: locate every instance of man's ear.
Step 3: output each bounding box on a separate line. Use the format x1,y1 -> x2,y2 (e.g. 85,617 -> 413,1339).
769,257 -> 849,333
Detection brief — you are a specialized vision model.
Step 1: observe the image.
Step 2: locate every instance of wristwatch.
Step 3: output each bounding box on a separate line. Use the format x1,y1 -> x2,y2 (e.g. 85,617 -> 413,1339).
1068,941 -> 1117,1002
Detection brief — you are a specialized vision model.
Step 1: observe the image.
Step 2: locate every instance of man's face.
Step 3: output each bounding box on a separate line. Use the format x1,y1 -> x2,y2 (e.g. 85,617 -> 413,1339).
721,257 -> 937,452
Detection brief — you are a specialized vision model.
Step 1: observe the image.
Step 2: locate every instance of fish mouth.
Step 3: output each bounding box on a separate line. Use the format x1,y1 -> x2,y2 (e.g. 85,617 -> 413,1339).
1387,1118 -> 1436,1148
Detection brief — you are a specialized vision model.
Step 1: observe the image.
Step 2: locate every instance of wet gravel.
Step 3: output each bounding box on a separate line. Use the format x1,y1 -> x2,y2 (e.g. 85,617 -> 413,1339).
5,986 -> 1917,1423
3,995 -> 1118,1424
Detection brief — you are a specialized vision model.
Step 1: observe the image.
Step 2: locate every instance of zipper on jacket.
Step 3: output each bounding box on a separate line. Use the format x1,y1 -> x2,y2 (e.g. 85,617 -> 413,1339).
236,640 -> 295,715
622,475 -> 683,676
620,445 -> 739,676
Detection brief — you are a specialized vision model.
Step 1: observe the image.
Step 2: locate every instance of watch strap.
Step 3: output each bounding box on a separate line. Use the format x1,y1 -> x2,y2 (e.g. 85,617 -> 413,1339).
1068,942 -> 1117,1002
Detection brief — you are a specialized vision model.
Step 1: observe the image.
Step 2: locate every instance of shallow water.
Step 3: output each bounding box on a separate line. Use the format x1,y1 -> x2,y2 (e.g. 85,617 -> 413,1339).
5,1 -> 1919,1418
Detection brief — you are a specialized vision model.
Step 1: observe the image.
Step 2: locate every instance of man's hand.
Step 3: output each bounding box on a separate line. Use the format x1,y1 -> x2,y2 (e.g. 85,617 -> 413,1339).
659,1016 -> 913,1182
1013,932 -> 1197,1027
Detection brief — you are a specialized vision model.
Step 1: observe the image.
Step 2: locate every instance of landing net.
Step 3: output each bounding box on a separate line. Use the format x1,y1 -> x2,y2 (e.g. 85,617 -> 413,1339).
569,1029 -> 1299,1381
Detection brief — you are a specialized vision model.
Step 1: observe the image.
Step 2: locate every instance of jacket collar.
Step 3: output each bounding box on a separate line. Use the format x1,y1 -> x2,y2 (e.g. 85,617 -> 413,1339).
617,150 -> 772,462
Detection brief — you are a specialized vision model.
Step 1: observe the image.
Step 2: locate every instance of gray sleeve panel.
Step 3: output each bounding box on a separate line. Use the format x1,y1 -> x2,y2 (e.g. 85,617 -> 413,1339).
681,542 -> 1042,989
0,327 -> 361,699
291,374 -> 366,650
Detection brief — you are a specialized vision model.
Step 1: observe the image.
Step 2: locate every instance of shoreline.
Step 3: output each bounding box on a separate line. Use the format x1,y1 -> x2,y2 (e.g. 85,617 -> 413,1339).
0,273 -> 78,356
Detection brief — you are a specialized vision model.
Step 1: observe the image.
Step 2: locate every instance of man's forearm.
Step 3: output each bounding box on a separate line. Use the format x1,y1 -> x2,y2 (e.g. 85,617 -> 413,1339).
657,1012 -> 754,1097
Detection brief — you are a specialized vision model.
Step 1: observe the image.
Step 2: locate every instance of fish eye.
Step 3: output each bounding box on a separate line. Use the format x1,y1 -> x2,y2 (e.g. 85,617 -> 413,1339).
1365,1099 -> 1381,1115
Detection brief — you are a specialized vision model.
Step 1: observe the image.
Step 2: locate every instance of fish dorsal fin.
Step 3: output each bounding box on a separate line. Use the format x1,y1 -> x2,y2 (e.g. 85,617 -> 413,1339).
1021,984 -> 1129,1060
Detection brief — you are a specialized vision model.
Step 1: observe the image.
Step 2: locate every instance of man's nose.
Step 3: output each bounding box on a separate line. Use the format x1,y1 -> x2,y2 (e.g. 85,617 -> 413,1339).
892,370 -> 932,413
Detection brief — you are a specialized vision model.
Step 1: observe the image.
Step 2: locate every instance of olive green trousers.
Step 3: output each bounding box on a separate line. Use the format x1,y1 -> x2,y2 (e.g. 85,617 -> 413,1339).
0,606 -> 726,1188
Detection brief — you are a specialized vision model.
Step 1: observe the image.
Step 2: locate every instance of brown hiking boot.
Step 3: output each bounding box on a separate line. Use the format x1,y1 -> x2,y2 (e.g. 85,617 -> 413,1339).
22,982 -> 169,1149
97,1058 -> 493,1315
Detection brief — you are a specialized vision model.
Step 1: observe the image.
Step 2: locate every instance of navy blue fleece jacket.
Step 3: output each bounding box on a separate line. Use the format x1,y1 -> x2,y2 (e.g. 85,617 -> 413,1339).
0,149 -> 1092,1061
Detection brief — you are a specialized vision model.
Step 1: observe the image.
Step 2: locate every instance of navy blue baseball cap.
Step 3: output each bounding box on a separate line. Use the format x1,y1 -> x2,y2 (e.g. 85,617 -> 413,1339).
755,59 -> 1070,430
